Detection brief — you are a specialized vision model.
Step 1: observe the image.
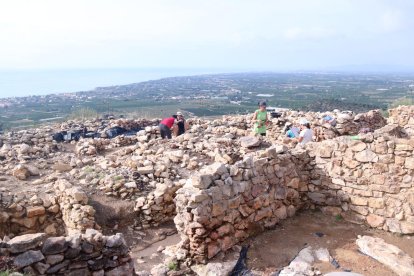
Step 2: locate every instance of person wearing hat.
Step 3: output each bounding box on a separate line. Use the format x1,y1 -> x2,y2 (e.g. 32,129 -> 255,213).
297,118 -> 313,144
253,101 -> 269,136
284,122 -> 300,138
175,111 -> 189,136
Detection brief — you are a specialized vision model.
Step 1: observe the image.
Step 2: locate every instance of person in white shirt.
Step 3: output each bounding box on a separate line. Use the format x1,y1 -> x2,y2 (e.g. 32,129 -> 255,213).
298,118 -> 313,145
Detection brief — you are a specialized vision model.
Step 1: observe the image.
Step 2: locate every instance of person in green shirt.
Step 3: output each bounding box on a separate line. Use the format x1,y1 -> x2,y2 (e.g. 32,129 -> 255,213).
253,101 -> 269,136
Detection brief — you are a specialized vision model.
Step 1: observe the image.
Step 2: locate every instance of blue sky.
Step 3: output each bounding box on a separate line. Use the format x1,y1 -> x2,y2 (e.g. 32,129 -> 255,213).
0,0 -> 413,71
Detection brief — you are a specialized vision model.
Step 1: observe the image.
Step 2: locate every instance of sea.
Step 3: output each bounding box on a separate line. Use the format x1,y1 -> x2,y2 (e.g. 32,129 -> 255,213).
0,68 -> 222,98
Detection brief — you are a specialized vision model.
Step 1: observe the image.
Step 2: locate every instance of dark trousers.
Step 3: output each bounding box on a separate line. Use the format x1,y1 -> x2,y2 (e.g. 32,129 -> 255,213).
159,123 -> 172,139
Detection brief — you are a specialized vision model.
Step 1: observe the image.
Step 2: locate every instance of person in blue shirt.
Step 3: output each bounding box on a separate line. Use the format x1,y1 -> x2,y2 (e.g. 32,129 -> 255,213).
284,122 -> 299,138
323,114 -> 337,127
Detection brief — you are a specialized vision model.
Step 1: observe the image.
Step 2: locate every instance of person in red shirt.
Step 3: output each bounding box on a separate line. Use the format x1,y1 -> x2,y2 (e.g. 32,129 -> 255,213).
159,115 -> 178,139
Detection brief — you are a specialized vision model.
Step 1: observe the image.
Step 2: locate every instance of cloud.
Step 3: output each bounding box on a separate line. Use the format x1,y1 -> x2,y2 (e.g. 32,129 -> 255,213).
0,0 -> 413,70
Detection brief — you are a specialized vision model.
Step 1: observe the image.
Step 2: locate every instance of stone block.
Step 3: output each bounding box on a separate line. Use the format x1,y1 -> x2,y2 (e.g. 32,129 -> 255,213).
26,206 -> 46,218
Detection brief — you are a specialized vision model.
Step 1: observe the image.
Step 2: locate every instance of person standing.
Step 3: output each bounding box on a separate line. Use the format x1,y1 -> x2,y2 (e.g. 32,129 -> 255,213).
297,118 -> 313,145
159,115 -> 178,139
176,112 -> 189,136
253,101 -> 268,136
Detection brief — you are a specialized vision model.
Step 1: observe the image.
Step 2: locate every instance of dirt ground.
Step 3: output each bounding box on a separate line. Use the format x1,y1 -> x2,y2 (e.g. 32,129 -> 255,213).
86,195 -> 414,275
241,210 -> 414,276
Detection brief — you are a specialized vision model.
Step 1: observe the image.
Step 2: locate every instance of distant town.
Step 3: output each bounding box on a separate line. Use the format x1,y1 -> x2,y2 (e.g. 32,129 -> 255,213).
1,72 -> 414,129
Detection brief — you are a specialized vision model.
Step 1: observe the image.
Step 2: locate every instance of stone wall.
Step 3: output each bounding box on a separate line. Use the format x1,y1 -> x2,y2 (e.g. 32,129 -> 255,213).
306,129 -> 414,234
0,180 -> 98,238
56,180 -> 98,235
0,230 -> 133,276
0,195 -> 63,238
388,105 -> 414,136
174,120 -> 414,263
134,180 -> 184,228
174,146 -> 312,263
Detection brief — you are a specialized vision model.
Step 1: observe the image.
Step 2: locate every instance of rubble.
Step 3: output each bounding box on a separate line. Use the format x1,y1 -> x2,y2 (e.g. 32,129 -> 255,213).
0,231 -> 134,276
0,106 -> 413,274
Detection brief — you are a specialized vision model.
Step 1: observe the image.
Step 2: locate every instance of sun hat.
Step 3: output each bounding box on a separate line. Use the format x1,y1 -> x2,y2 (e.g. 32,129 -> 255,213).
177,111 -> 183,116
299,118 -> 309,125
285,122 -> 293,126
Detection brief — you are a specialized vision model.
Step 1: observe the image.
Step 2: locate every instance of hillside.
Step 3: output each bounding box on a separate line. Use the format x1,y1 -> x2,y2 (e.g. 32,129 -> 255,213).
1,72 -> 414,129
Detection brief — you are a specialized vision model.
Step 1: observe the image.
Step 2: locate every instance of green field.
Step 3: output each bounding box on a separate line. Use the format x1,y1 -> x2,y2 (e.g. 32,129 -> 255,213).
1,72 -> 413,130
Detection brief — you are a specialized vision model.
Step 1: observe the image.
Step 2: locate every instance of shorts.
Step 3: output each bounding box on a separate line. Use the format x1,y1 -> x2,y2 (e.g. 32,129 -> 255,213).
159,123 -> 172,139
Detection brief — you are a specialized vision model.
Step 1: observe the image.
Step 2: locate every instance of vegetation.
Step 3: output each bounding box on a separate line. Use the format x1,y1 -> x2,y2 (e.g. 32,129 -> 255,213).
335,214 -> 343,222
389,96 -> 414,108
167,261 -> 178,271
1,72 -> 414,129
68,107 -> 99,120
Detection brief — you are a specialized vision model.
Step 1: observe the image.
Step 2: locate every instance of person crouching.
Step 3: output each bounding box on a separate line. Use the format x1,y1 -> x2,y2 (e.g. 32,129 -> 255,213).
159,115 -> 178,139
297,118 -> 313,145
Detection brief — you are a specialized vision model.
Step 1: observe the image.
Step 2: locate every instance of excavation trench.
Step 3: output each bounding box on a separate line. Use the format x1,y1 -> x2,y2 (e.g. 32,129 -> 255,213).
89,194 -> 181,272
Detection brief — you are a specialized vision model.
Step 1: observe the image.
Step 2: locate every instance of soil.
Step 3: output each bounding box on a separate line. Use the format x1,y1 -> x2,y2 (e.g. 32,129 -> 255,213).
90,194 -> 180,272
240,210 -> 414,276
91,201 -> 414,275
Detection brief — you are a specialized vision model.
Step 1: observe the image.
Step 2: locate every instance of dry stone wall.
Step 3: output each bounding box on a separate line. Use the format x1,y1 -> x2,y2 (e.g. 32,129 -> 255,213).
174,146 -> 312,263
0,180 -> 98,238
55,180 -> 98,235
0,195 -> 63,238
388,105 -> 414,136
174,112 -> 413,263
134,180 -> 185,228
0,230 -> 133,276
306,128 -> 414,234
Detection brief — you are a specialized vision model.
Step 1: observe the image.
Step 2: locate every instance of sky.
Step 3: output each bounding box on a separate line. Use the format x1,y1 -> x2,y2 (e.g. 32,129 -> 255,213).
0,0 -> 414,97
0,0 -> 413,71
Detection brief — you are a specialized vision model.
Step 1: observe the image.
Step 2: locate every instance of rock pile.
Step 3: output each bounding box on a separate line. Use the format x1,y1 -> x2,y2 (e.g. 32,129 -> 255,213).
0,230 -> 134,276
0,141 -> 58,162
75,139 -> 110,156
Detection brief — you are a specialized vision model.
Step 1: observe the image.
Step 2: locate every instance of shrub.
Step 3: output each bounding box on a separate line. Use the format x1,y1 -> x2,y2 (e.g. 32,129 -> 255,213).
389,97 -> 414,109
68,107 -> 98,120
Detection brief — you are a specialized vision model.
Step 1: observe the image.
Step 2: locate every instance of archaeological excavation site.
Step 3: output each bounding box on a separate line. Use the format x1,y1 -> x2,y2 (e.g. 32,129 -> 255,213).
1,105 -> 414,276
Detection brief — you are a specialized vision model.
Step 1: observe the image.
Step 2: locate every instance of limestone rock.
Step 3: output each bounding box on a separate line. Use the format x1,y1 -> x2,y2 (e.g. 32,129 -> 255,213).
240,136 -> 261,148
137,166 -> 155,175
8,233 -> 47,253
191,260 -> 237,276
12,164 -> 30,180
52,162 -> 73,172
42,237 -> 68,255
356,235 -> 414,276
366,214 -> 385,228
13,250 -> 45,268
106,233 -> 126,248
355,149 -> 378,163
26,206 -> 46,218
